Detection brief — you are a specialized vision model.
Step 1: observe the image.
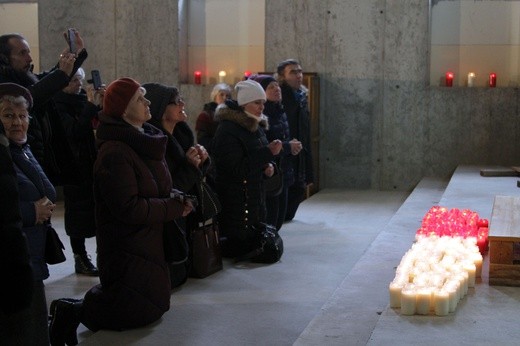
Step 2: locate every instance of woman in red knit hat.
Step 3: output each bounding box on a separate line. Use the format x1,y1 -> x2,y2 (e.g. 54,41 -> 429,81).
48,78 -> 193,345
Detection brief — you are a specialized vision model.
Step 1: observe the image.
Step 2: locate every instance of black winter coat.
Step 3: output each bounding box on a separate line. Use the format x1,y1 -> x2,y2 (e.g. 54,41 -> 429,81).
263,100 -> 295,186
212,103 -> 274,257
53,90 -> 99,237
280,82 -> 314,186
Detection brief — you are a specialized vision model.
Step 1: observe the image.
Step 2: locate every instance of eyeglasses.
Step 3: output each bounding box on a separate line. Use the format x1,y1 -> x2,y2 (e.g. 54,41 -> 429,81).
1,113 -> 31,124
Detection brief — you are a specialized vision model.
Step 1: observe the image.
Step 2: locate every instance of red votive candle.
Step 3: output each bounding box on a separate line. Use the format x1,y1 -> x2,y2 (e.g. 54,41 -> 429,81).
445,72 -> 454,87
194,71 -> 202,85
244,70 -> 252,79
489,73 -> 497,87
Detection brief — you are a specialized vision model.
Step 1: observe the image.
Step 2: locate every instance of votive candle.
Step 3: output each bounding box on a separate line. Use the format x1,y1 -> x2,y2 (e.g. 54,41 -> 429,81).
489,73 -> 497,87
434,290 -> 450,316
194,71 -> 202,85
400,285 -> 417,316
467,72 -> 476,87
416,287 -> 432,315
218,70 -> 226,83
445,72 -> 454,87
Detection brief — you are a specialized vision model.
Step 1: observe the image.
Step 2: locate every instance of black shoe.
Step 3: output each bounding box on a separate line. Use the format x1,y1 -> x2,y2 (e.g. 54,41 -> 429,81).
49,299 -> 81,346
74,254 -> 99,276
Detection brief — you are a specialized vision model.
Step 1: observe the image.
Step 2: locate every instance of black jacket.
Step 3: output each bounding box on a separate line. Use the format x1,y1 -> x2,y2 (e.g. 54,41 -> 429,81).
52,89 -> 98,182
280,82 -> 314,185
263,100 -> 295,186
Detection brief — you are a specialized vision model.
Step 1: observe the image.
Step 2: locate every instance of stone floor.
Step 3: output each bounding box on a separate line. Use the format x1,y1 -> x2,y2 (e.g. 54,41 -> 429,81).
44,165 -> 520,345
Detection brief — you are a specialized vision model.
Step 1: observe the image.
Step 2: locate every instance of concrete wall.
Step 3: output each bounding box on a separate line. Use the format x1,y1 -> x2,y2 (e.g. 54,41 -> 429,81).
38,0 -> 179,86
265,0 -> 520,190
34,0 -> 520,191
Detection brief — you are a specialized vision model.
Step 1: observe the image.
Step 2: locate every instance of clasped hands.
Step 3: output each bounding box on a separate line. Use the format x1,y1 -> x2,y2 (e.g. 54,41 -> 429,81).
34,197 -> 55,225
186,144 -> 208,168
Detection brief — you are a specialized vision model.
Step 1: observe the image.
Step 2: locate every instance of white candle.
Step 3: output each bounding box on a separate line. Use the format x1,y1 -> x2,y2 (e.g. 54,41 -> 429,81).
416,287 -> 432,315
463,262 -> 476,288
218,70 -> 226,83
459,272 -> 469,296
468,72 -> 476,87
472,252 -> 483,278
389,282 -> 403,308
434,290 -> 450,316
444,283 -> 458,313
400,285 -> 416,315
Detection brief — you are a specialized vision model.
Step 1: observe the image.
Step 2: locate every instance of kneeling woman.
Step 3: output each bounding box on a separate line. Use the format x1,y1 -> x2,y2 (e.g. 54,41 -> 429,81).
49,78 -> 193,345
212,80 -> 282,258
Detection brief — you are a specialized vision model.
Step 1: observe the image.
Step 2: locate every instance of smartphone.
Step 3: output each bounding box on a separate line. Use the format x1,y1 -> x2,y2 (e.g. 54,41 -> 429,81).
91,70 -> 102,90
67,28 -> 76,54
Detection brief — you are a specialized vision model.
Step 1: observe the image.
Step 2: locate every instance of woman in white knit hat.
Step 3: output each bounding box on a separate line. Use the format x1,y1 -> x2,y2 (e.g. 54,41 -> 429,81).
212,80 -> 282,259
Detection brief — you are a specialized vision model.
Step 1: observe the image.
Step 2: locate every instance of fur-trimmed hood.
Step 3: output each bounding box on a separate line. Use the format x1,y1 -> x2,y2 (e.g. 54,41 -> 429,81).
215,101 -> 268,133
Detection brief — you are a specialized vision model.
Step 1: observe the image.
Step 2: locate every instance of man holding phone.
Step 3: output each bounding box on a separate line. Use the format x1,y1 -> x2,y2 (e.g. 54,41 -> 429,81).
0,28 -> 88,185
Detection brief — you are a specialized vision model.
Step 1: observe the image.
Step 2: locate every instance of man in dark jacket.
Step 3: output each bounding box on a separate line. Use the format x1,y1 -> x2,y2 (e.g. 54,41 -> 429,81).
277,59 -> 314,221
0,31 -> 87,185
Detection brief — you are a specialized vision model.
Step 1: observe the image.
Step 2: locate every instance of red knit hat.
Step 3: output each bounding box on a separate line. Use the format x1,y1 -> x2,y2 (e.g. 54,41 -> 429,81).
103,77 -> 141,117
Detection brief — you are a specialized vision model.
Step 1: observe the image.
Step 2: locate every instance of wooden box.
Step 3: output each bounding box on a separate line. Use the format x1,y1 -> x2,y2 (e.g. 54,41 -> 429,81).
488,195 -> 520,286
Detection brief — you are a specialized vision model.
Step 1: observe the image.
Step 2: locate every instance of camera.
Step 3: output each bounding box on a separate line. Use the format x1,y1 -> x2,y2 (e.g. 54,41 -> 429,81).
170,190 -> 198,209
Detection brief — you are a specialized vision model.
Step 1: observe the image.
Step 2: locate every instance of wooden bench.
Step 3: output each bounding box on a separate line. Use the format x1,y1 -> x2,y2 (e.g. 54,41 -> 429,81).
488,195 -> 520,286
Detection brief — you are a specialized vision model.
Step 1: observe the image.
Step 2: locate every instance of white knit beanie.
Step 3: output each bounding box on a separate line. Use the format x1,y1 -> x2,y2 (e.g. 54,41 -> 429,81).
235,80 -> 266,106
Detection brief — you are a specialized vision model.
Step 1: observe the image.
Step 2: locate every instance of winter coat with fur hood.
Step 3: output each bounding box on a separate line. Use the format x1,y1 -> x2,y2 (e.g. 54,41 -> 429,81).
212,100 -> 275,257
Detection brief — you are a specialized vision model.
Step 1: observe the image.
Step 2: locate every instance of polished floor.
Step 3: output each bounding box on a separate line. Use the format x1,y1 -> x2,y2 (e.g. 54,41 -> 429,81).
44,166 -> 520,345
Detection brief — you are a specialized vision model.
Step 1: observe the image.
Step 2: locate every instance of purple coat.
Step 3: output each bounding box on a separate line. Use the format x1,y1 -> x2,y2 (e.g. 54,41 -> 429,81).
81,115 -> 184,331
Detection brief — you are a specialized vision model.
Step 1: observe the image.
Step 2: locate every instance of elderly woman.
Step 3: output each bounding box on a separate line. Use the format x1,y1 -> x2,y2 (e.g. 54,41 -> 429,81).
0,83 -> 56,345
49,78 -> 193,345
195,83 -> 231,187
212,80 -> 282,258
195,83 -> 231,150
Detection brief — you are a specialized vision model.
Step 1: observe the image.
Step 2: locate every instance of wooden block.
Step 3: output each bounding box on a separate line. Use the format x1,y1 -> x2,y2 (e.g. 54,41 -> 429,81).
489,263 -> 520,286
488,196 -> 520,286
489,241 -> 513,264
488,196 -> 520,241
480,167 -> 518,177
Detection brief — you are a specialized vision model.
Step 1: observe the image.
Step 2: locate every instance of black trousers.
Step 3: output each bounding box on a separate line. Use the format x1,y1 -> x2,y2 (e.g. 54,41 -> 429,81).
285,183 -> 306,222
265,185 -> 289,231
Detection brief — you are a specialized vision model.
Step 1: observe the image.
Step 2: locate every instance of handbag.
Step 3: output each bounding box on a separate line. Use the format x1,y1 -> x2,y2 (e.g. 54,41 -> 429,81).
195,179 -> 222,222
45,224 -> 66,264
189,220 -> 223,278
163,219 -> 189,264
236,223 -> 284,264
264,161 -> 283,197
